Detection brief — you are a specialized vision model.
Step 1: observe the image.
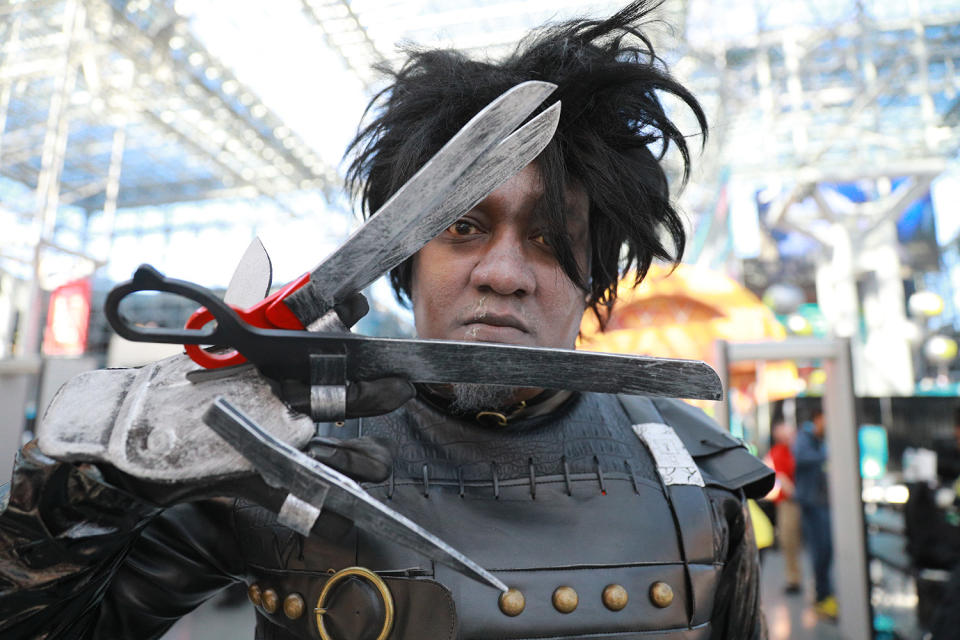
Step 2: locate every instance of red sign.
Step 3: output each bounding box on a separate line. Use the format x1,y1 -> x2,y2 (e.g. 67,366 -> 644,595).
43,278 -> 92,356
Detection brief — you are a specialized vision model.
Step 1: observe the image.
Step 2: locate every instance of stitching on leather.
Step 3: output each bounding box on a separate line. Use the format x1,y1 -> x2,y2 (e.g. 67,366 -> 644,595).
594,455 -> 605,493
489,560 -> 686,572
625,459 -> 640,494
442,583 -> 457,639
528,458 -> 536,499
367,474 -> 661,493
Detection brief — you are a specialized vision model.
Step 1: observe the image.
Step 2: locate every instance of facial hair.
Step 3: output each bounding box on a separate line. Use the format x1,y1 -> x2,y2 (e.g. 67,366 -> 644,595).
449,383 -> 519,413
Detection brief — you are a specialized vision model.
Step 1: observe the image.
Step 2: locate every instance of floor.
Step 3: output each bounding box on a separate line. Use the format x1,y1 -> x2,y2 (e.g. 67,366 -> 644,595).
760,549 -> 845,640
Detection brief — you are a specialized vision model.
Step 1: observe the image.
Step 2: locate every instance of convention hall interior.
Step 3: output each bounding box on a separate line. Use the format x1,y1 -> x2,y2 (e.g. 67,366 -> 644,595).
1,0 -> 959,638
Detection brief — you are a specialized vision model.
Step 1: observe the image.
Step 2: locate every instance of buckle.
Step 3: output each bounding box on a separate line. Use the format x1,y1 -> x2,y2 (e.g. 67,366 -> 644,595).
314,566 -> 395,640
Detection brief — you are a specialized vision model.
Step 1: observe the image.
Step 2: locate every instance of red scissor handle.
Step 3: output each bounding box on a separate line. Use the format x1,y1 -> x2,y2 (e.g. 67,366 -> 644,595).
184,273 -> 310,368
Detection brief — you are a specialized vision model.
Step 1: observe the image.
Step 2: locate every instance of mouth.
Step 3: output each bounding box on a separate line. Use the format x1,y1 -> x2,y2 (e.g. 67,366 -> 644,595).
463,313 -> 529,334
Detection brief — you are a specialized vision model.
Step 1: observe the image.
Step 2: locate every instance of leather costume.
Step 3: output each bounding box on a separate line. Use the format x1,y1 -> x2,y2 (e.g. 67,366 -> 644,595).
0,391 -> 772,640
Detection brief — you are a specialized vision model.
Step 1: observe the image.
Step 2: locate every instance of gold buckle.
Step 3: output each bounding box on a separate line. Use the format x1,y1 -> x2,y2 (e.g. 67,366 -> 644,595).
314,566 -> 395,640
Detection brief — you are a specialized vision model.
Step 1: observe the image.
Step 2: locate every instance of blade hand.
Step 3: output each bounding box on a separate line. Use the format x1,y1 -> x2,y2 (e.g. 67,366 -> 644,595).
203,397 -> 508,592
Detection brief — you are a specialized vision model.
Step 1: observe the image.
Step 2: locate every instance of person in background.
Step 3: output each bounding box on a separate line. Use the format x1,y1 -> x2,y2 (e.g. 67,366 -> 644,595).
766,420 -> 802,595
934,407 -> 960,486
793,408 -> 837,619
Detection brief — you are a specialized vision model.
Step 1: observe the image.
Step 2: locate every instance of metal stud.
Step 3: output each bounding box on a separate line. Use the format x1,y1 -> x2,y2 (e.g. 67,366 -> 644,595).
498,588 -> 525,616
552,586 -> 579,613
602,584 -> 628,611
649,581 -> 674,608
262,588 -> 279,614
247,584 -> 262,607
284,592 -> 305,620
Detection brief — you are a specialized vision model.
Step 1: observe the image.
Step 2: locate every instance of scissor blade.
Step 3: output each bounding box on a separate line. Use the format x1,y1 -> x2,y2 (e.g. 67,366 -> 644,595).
283,80 -> 557,327
204,325 -> 721,401
224,237 -> 272,308
345,337 -> 722,400
203,397 -> 509,593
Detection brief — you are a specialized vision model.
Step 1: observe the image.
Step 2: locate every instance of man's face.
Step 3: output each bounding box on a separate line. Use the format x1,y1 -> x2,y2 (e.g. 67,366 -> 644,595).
410,163 -> 590,350
813,413 -> 826,438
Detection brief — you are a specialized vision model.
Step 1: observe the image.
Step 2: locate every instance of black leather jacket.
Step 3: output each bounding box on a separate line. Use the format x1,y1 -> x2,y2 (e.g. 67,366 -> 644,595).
0,392 -> 772,640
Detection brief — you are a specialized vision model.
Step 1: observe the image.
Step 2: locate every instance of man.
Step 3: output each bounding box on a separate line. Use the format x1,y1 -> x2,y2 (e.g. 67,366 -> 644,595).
793,409 -> 836,618
0,2 -> 772,638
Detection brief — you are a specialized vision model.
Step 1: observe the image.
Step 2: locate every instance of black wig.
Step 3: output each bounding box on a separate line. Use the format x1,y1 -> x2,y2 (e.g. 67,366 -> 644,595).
345,0 -> 707,322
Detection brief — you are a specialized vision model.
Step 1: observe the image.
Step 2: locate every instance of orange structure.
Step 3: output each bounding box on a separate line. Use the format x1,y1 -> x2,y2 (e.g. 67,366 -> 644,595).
579,264 -> 799,407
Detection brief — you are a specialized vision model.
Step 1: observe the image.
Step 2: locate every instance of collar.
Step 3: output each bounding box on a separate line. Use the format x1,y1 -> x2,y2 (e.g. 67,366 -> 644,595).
416,384 -> 575,428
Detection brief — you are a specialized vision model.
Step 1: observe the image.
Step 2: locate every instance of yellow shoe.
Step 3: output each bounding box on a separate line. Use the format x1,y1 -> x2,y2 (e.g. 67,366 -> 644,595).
814,595 -> 838,619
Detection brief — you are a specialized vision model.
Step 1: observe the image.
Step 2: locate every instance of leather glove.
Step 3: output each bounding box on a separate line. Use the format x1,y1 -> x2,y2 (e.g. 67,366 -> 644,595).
36,293 -> 409,508
267,291 -> 416,420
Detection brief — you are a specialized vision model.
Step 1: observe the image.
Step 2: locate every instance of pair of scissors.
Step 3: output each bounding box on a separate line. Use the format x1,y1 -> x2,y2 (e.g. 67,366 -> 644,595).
103,79 -> 725,397
181,80 -> 562,369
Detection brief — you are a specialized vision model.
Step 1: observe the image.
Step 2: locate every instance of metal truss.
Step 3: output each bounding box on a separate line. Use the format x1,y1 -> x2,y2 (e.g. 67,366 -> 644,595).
297,0 -> 689,74
0,0 -> 344,353
0,0 -> 339,247
298,0 -> 956,216
680,1 -> 960,266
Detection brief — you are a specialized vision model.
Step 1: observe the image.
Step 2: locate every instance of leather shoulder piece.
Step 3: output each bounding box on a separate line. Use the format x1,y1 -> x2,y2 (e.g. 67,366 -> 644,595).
617,395 -> 774,499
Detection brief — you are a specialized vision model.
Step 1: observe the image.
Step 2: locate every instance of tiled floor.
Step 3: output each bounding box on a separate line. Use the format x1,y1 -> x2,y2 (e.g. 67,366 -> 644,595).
760,550 -> 845,640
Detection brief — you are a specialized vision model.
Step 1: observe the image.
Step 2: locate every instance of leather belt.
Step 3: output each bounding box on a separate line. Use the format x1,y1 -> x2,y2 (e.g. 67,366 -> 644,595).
249,568 -> 458,640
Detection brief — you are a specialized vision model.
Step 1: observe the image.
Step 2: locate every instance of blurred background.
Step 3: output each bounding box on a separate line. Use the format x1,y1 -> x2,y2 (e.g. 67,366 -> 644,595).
2,0 -> 960,638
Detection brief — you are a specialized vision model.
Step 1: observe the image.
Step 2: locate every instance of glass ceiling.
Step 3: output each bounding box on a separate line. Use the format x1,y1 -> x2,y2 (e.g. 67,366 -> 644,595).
1,0 -> 959,290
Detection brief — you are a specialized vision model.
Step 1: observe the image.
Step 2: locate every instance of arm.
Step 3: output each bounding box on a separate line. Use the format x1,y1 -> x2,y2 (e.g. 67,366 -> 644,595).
708,488 -> 767,640
0,441 -> 160,637
0,442 -> 245,639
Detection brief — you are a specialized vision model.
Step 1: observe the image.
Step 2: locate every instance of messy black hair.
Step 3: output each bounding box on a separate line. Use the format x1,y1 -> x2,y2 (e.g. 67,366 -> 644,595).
345,0 -> 706,322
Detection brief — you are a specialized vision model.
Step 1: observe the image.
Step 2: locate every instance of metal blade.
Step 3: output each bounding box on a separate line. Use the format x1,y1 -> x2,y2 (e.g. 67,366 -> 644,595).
203,397 -> 509,593
224,237 -> 272,307
283,80 -> 557,326
342,337 -> 723,401
217,327 -> 721,401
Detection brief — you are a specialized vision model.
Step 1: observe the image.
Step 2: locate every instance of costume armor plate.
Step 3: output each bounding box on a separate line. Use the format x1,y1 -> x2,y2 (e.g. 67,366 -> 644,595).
234,392 -> 770,640
0,391 -> 769,640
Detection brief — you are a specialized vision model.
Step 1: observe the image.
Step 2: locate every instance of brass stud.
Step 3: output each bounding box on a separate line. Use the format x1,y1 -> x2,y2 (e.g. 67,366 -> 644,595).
247,584 -> 262,607
602,584 -> 628,611
284,592 -> 305,620
262,588 -> 279,614
649,581 -> 674,608
498,588 -> 525,616
552,586 -> 579,613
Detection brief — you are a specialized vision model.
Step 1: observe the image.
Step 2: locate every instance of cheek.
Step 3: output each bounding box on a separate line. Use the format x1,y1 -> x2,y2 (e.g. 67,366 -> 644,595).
410,246 -> 469,339
541,268 -> 588,347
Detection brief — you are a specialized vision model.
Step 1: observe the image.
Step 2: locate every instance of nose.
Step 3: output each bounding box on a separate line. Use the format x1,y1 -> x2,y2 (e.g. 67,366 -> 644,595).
469,232 -> 535,297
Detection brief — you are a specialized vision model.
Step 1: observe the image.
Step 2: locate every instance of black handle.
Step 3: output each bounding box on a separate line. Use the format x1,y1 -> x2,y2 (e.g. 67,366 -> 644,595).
104,265 -> 247,345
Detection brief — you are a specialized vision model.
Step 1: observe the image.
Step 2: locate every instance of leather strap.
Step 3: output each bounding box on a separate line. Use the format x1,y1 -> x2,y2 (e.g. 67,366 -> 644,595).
248,571 -> 457,640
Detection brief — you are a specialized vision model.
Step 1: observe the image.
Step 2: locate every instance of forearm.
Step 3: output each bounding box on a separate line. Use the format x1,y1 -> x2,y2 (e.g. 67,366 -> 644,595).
709,493 -> 767,640
0,441 -> 163,638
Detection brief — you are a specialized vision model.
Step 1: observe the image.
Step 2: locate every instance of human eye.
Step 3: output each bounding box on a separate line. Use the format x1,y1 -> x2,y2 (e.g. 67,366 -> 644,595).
447,219 -> 482,237
530,231 -> 550,247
